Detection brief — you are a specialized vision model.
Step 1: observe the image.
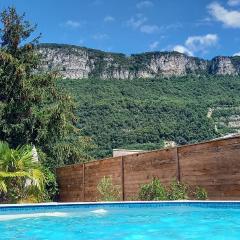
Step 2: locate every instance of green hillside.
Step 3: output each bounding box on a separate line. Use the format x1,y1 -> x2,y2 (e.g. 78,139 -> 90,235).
58,75 -> 240,158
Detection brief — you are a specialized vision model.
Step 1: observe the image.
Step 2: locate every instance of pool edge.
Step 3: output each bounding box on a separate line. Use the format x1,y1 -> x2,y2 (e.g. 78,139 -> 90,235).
1,200 -> 240,208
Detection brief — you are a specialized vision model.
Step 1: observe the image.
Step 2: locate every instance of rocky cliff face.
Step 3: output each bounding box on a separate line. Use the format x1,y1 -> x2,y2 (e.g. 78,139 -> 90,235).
38,43 -> 240,79
211,57 -> 238,75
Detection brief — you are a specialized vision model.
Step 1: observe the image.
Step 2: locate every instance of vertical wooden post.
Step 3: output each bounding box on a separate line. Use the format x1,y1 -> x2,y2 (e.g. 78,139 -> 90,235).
176,147 -> 181,182
82,163 -> 85,202
121,157 -> 125,201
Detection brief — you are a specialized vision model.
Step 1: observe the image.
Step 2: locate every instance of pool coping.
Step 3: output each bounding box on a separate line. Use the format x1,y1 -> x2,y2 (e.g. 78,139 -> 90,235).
1,200 -> 240,208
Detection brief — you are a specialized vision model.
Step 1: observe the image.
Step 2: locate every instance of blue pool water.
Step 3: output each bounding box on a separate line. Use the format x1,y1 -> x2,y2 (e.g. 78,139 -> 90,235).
1,202 -> 240,240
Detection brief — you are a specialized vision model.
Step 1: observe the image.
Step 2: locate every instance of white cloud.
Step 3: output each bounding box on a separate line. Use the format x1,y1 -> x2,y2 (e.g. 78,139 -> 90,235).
140,24 -> 159,33
159,22 -> 183,31
64,20 -> 81,28
127,15 -> 147,29
136,1 -> 153,9
92,33 -> 109,40
126,15 -> 159,34
208,2 -> 240,28
173,45 -> 193,56
173,34 -> 218,56
104,16 -> 115,22
185,34 -> 218,52
233,51 -> 240,56
149,41 -> 159,50
228,0 -> 240,6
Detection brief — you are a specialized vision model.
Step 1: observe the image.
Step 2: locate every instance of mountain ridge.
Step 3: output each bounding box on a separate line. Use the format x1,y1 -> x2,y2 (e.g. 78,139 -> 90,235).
38,43 -> 240,79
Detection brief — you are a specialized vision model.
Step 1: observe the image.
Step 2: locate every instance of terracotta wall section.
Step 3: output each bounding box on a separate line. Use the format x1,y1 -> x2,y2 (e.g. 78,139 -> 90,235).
123,148 -> 178,200
84,157 -> 123,202
178,137 -> 240,200
56,164 -> 84,202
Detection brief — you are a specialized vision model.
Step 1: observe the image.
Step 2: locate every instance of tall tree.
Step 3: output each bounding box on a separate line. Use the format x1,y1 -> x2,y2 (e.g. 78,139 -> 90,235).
0,7 -> 93,169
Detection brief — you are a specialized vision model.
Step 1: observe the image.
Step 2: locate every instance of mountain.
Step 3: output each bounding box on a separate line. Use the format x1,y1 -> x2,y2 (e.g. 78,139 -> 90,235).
37,43 -> 240,159
38,43 -> 240,79
58,75 -> 240,158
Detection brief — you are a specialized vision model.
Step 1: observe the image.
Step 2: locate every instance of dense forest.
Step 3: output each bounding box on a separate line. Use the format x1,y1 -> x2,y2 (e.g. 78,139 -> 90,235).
58,75 -> 240,158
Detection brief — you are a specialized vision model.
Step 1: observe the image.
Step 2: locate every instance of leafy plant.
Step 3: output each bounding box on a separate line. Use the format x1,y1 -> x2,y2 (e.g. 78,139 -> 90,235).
138,178 -> 168,201
0,141 -> 46,203
138,178 -> 209,201
42,167 -> 58,201
167,180 -> 189,200
194,186 -> 208,200
138,178 -> 194,201
97,176 -> 120,201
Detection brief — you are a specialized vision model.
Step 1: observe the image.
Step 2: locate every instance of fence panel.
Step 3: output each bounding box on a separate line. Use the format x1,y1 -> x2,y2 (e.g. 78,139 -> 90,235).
56,164 -> 84,202
84,157 -> 123,202
178,137 -> 240,199
123,148 -> 178,200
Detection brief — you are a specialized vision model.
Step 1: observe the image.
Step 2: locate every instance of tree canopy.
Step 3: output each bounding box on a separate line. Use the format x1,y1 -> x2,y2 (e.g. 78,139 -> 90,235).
0,7 -> 93,170
58,75 -> 240,158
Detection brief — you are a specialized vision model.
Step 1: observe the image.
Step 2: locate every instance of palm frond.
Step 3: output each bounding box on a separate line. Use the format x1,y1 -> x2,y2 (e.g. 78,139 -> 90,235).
0,179 -> 7,193
0,141 -> 46,201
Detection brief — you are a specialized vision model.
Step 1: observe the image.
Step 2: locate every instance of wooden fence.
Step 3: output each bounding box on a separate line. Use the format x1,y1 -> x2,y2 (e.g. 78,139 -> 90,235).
56,136 -> 240,201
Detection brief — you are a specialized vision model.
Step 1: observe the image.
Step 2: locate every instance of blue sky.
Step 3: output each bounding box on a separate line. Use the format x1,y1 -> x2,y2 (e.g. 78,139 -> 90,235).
0,0 -> 240,59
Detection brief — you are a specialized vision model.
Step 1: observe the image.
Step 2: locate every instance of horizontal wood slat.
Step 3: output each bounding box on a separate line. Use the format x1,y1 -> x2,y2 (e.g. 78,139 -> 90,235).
56,136 -> 240,201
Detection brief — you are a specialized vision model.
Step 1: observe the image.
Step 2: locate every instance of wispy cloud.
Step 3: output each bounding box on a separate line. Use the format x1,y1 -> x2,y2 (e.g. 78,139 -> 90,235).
136,1 -> 154,9
149,41 -> 159,50
208,2 -> 240,28
104,16 -> 115,22
64,20 -> 81,28
140,24 -> 159,33
173,34 -> 218,56
127,15 -> 148,29
233,51 -> 240,56
159,22 -> 182,31
126,14 -> 159,34
195,17 -> 214,27
228,0 -> 240,6
92,33 -> 109,40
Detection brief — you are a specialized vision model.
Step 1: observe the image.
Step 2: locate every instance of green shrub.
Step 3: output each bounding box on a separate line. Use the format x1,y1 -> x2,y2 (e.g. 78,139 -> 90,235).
42,168 -> 58,201
97,176 -> 120,201
138,178 -> 168,201
138,178 -> 209,201
195,186 -> 208,200
167,180 -> 189,200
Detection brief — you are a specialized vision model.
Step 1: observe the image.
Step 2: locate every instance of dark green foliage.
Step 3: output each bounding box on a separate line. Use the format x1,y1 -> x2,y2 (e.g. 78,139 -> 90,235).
167,180 -> 188,200
138,178 -> 168,201
194,186 -> 208,200
0,7 -> 94,171
138,178 -> 208,201
57,74 -> 240,158
41,167 -> 58,201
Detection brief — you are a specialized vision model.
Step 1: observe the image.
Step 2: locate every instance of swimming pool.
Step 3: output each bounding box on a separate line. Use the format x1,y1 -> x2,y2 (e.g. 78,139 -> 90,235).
0,201 -> 240,239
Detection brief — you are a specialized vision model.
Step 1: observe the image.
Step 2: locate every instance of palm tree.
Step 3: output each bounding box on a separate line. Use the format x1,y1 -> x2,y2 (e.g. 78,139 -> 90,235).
0,141 -> 45,203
